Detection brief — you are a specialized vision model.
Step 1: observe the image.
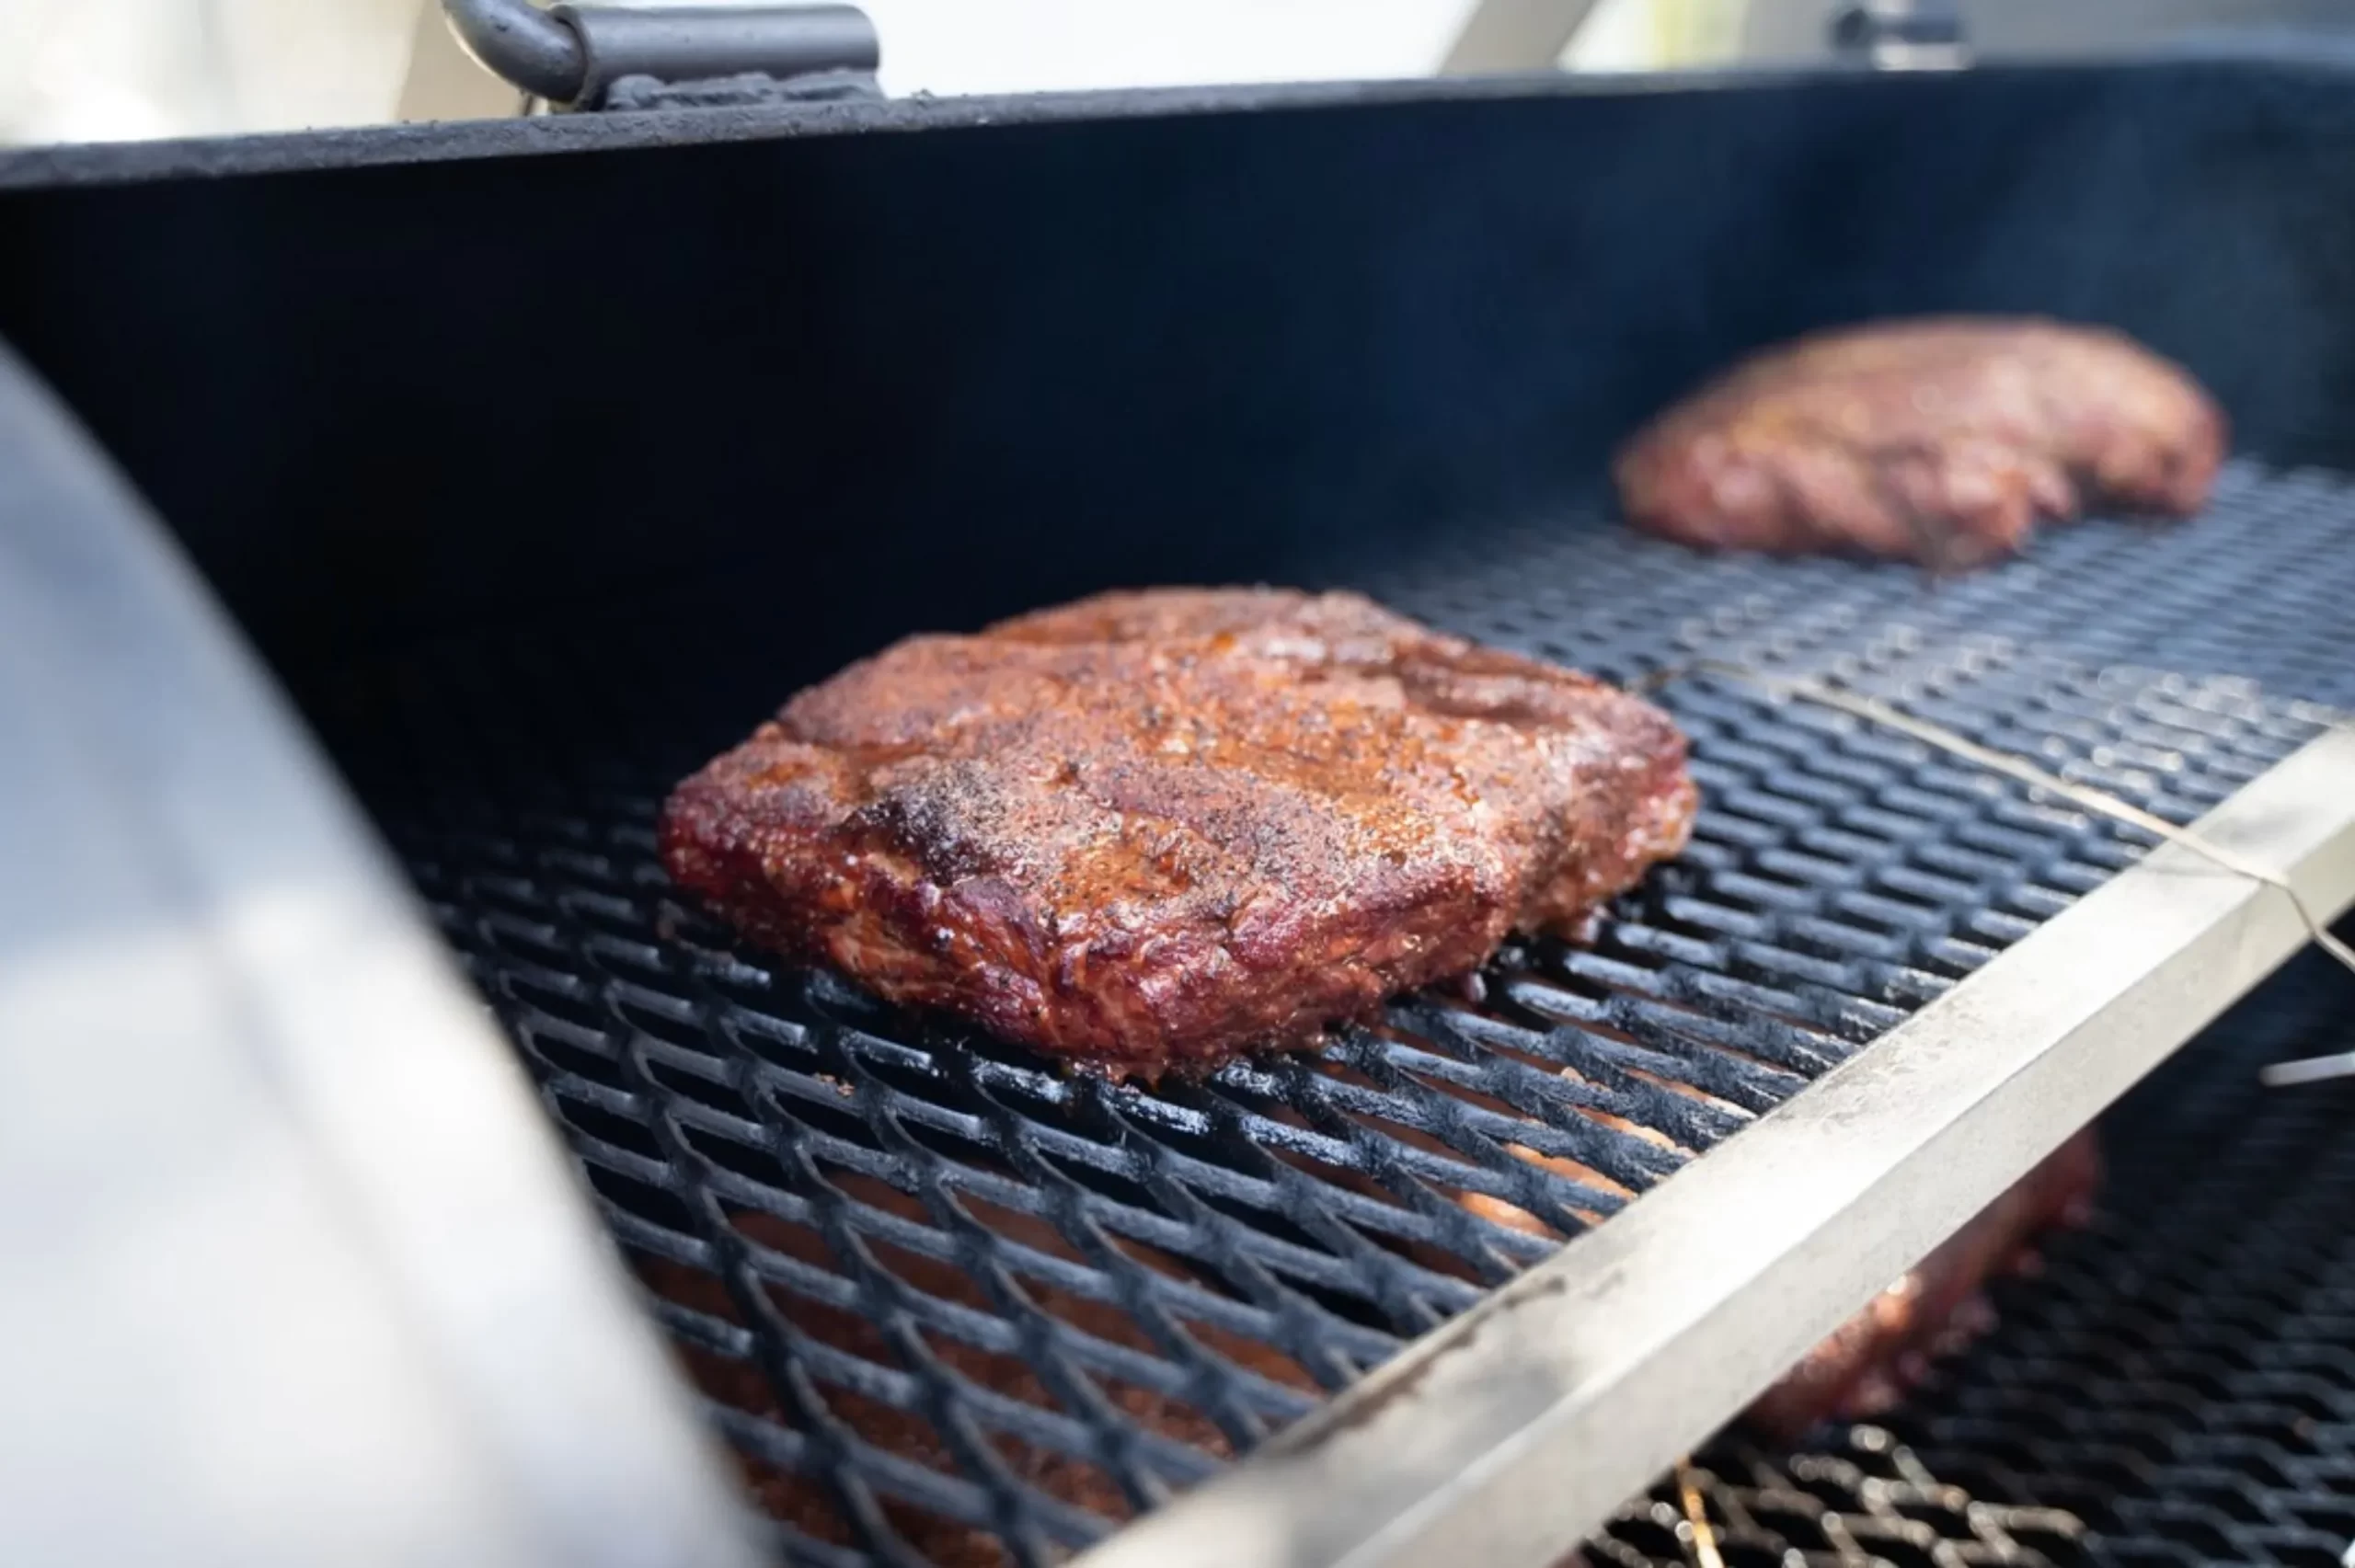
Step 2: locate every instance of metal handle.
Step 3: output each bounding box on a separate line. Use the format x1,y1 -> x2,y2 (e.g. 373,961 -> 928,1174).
443,0 -> 588,102
557,4 -> 877,108
442,0 -> 879,109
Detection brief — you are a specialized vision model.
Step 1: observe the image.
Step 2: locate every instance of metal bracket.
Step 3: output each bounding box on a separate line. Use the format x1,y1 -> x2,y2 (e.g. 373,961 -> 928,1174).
1831,0 -> 1970,70
442,0 -> 879,111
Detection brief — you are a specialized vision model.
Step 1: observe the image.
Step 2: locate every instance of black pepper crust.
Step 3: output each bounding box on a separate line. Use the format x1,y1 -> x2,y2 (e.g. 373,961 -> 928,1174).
661,587 -> 1696,1077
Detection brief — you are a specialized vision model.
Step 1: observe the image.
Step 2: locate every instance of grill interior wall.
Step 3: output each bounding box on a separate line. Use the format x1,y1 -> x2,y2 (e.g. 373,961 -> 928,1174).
5,64 -> 2355,678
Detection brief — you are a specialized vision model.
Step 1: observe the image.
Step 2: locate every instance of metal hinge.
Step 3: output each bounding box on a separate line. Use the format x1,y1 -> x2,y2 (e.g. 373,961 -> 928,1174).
442,0 -> 880,112
1831,0 -> 1970,70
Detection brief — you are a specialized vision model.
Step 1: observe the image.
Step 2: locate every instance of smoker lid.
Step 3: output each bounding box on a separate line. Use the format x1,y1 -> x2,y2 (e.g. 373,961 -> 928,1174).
0,339 -> 764,1568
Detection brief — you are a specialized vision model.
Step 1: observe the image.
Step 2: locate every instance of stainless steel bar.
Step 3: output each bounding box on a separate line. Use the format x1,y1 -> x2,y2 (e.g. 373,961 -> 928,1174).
0,338 -> 765,1568
1077,723 -> 2355,1568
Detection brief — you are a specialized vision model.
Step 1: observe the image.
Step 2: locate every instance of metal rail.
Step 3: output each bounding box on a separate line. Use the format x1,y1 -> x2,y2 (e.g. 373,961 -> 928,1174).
1078,722 -> 2355,1568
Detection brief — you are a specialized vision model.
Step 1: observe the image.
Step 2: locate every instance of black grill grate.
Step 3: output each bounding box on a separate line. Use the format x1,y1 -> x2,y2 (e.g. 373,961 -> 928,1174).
1904,949 -> 2355,1568
1597,1425 -> 2089,1568
1597,948 -> 2355,1568
307,463 -> 2355,1567
1354,464 -> 2355,717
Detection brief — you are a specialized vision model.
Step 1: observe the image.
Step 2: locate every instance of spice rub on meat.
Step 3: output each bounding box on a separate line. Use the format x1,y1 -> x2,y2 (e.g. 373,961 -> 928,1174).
1616,317 -> 2225,571
661,588 -> 1696,1078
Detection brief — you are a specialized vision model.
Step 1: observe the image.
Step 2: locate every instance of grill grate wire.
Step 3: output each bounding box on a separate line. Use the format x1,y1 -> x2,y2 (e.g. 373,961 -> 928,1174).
1600,948 -> 2355,1568
305,463 -> 2355,1567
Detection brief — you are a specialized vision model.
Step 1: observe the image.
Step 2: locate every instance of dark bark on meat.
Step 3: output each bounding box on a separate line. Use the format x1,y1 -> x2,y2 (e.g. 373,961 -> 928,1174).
1616,318 -> 2224,571
662,588 -> 1696,1078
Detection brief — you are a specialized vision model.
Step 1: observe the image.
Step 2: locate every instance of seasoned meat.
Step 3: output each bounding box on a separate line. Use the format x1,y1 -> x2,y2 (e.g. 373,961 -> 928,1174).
1747,1128 -> 2101,1440
661,587 -> 1696,1078
1616,318 -> 2224,570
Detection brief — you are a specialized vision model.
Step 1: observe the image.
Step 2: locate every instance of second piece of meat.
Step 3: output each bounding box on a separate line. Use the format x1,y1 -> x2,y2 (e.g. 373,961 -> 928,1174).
1615,316 -> 2224,570
1747,1127 -> 2103,1441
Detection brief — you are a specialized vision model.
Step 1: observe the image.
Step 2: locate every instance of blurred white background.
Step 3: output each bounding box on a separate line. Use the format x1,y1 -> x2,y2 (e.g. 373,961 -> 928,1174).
861,0 -> 1475,97
4,3 -> 2341,145
0,0 -> 1753,144
0,0 -> 425,143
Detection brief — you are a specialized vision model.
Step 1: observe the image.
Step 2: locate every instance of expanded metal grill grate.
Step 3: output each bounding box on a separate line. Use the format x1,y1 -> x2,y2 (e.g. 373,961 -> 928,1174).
1597,949 -> 2355,1568
307,462 -> 2355,1567
1597,1425 -> 2090,1568
1905,950 -> 2355,1568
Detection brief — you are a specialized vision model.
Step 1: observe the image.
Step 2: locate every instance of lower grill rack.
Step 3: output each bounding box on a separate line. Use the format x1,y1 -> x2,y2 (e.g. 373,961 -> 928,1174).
1599,952 -> 2355,1568
304,462 -> 2355,1568
1600,1428 -> 2087,1568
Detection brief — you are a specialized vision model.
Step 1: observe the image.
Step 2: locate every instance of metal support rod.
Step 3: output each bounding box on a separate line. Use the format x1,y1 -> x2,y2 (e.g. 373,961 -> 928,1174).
1442,0 -> 1608,74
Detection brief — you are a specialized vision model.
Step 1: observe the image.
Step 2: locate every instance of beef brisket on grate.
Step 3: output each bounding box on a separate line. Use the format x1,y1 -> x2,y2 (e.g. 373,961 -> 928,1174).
1616,317 -> 2224,570
661,587 -> 1695,1078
